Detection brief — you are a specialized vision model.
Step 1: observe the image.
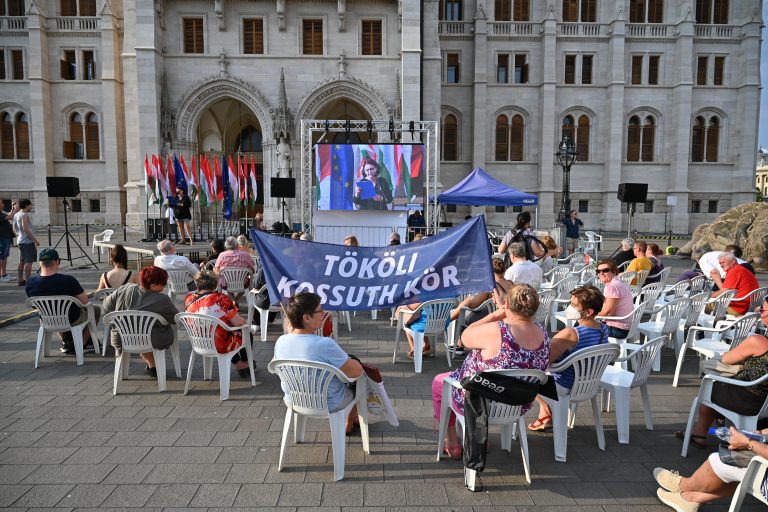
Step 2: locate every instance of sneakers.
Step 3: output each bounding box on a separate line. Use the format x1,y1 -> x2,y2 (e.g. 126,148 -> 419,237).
145,366 -> 158,379
59,342 -> 76,355
656,488 -> 699,512
17,280 -> 26,286
0,275 -> 13,282
83,341 -> 95,352
653,468 -> 682,492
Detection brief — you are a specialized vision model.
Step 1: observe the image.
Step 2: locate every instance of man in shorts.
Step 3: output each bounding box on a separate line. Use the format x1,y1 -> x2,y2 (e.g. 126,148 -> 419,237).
0,199 -> 20,282
13,199 -> 39,286
25,248 -> 100,354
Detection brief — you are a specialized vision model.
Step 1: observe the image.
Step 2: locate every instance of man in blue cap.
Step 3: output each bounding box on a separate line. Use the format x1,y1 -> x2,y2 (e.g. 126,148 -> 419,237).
25,248 -> 99,354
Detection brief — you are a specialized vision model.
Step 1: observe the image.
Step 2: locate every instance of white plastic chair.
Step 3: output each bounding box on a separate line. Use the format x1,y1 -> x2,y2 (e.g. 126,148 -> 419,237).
93,288 -> 116,356
542,265 -> 569,287
549,275 -> 580,330
393,298 -> 458,373
436,369 -> 548,487
659,279 -> 691,306
725,287 -> 768,321
579,266 -> 596,285
218,267 -> 253,297
103,311 -> 182,394
600,337 -> 665,444
675,291 -> 710,355
26,296 -> 100,367
268,359 -> 369,481
698,289 -> 737,328
444,298 -> 495,368
689,274 -> 708,294
617,260 -> 631,272
728,455 -> 768,511
617,271 -> 638,287
584,230 -> 603,250
635,282 -> 665,316
166,270 -> 193,301
634,269 -> 650,288
597,301 -> 646,346
533,288 -> 557,332
248,285 -> 283,342
314,312 -> 339,341
681,373 -> 768,457
175,312 -> 256,400
636,297 -> 690,372
542,344 -> 620,462
646,266 -> 671,285
91,229 -> 114,255
672,313 -> 760,387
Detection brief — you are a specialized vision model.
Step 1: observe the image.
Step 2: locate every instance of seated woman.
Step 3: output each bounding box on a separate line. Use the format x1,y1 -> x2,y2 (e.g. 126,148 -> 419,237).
200,239 -> 225,270
236,235 -> 255,255
102,265 -> 178,378
273,292 -> 364,434
654,427 -> 768,511
447,258 -> 513,353
98,245 -> 139,290
343,235 -> 359,247
645,243 -> 665,283
595,259 -> 635,339
675,299 -> 768,449
395,302 -> 431,358
432,284 -> 550,459
529,285 -> 608,431
184,270 -> 254,378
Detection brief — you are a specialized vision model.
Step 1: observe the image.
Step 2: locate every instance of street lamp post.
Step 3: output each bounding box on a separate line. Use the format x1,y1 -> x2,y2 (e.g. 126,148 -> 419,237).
555,135 -> 578,224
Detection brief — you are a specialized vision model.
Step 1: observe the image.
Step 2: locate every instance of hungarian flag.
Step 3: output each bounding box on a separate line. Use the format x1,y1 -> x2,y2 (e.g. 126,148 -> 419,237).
214,155 -> 224,200
165,155 -> 176,196
237,154 -> 247,204
144,155 -> 157,206
249,155 -> 259,205
157,155 -> 170,198
199,155 -> 214,206
227,154 -> 239,206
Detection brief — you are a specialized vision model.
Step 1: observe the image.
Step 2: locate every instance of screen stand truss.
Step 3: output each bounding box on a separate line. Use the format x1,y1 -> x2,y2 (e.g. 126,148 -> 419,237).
300,120 -> 439,235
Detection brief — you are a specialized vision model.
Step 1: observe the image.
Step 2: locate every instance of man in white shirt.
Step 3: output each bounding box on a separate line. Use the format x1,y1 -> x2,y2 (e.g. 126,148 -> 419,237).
154,239 -> 199,288
503,242 -> 543,289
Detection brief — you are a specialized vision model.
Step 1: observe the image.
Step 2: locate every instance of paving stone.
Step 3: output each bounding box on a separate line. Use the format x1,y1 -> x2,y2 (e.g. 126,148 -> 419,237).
56,483 -> 116,507
276,482 -> 324,506
62,446 -> 114,464
145,483 -> 199,507
0,446 -> 78,464
188,483 -> 240,507
102,463 -> 156,484
143,446 -> 223,464
21,463 -> 115,484
173,431 -> 216,446
403,482 -> 449,506
144,464 -> 232,484
232,483 -> 283,507
100,446 -> 152,464
0,464 -> 36,484
363,483 -> 406,506
320,482 -> 364,506
12,484 -> 74,507
0,484 -> 32,507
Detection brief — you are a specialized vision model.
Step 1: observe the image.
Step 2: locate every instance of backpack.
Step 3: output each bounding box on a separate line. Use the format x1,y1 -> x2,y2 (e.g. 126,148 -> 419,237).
504,229 -> 545,263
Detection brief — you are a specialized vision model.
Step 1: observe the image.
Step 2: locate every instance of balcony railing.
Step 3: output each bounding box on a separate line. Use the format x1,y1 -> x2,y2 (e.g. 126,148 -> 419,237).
49,16 -> 100,31
489,22 -> 535,36
694,24 -> 737,38
438,21 -> 472,35
558,22 -> 604,37
0,16 -> 26,31
626,23 -> 672,37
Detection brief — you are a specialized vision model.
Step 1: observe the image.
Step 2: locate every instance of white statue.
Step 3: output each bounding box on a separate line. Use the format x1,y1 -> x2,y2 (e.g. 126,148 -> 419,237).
276,138 -> 291,175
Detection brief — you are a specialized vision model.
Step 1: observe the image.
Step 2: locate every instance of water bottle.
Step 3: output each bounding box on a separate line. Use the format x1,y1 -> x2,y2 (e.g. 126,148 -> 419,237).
709,426 -> 768,444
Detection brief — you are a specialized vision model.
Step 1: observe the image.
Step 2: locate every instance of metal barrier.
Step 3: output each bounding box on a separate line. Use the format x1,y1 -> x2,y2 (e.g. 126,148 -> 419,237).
313,225 -> 408,246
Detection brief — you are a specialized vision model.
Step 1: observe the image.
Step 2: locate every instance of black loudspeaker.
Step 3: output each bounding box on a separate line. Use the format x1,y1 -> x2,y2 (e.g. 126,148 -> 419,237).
239,219 -> 255,237
617,183 -> 648,203
271,178 -> 296,198
46,177 -> 80,197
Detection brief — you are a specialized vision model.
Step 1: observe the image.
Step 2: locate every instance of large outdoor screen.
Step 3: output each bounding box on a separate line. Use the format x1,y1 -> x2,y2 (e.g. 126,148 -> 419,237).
315,143 -> 424,211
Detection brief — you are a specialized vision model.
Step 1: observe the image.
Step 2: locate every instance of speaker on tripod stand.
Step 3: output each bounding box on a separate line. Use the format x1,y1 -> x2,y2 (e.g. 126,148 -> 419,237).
271,178 -> 296,235
46,177 -> 97,268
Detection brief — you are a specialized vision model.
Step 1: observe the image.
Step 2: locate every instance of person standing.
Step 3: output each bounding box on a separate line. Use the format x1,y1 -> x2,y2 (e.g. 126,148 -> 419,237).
172,187 -> 193,245
353,159 -> 393,210
563,210 -> 584,256
0,200 -> 20,282
13,199 -> 40,286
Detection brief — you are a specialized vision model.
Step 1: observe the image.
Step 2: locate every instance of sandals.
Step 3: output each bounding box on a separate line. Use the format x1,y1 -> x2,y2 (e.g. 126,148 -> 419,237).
674,430 -> 707,449
528,415 -> 552,431
406,344 -> 431,359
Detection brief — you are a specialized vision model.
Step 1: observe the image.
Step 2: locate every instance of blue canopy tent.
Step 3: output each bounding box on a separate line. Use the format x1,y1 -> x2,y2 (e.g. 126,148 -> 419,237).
437,168 -> 538,206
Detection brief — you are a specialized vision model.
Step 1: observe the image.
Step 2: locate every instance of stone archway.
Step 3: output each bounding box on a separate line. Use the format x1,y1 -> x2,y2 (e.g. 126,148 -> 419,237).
175,75 -> 274,146
295,77 -> 391,134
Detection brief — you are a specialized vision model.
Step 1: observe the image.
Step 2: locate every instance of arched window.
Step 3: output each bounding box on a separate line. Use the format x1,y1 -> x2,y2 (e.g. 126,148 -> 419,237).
65,112 -> 84,159
627,115 -> 655,162
705,117 -> 719,162
577,115 -> 590,161
237,125 -> 262,152
495,114 -> 509,161
15,112 -> 28,159
495,113 -> 525,161
641,117 -> 655,162
84,112 -> 99,159
562,114 -> 590,161
510,115 -> 524,161
442,114 -> 458,161
0,112 -> 13,159
691,116 -> 705,162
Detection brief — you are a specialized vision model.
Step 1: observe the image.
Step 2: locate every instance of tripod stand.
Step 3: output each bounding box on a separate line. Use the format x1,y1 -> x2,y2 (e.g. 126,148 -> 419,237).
53,199 -> 97,268
279,198 -> 287,235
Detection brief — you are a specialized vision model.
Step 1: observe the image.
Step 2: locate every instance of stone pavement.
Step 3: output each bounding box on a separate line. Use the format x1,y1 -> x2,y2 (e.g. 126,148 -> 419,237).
0,247 -> 766,511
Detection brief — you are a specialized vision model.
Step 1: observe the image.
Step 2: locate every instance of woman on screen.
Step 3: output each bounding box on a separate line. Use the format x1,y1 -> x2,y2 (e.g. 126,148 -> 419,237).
353,158 -> 393,210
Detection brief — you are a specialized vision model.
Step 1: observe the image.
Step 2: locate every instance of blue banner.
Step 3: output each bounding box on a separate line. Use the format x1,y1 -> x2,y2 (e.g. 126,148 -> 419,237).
330,144 -> 355,210
173,154 -> 188,194
250,216 -> 494,310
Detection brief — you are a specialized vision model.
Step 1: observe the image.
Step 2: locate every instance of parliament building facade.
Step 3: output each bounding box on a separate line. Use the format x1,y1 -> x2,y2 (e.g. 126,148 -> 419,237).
0,0 -> 761,233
